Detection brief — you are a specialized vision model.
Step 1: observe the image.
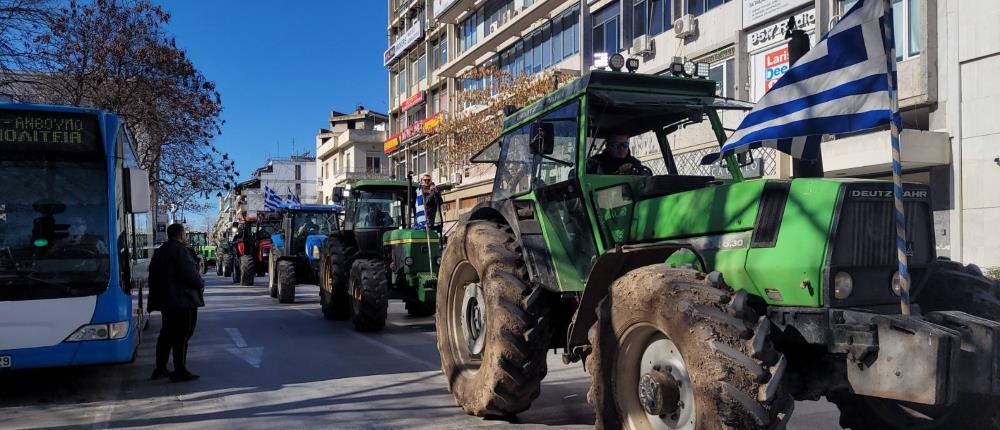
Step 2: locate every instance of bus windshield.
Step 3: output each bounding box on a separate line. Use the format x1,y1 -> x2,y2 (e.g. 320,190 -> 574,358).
0,157 -> 110,301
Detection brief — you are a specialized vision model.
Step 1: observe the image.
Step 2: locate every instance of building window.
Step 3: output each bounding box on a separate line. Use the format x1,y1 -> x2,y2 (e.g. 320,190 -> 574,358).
686,0 -> 728,17
633,0 -> 647,38
417,52 -> 427,83
593,3 -> 620,55
366,153 -> 382,173
708,58 -> 735,97
397,66 -> 407,98
295,164 -> 302,180
840,0 -> 921,60
295,183 -> 301,197
496,7 -> 578,77
414,151 -> 428,175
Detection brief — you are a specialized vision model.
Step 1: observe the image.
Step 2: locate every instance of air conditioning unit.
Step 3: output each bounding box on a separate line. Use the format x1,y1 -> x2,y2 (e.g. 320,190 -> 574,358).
453,171 -> 464,185
674,14 -> 697,38
629,34 -> 654,55
489,22 -> 499,33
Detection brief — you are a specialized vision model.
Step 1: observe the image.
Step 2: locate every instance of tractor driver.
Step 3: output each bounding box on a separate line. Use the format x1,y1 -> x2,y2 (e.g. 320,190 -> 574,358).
365,203 -> 394,227
296,215 -> 320,240
585,134 -> 651,176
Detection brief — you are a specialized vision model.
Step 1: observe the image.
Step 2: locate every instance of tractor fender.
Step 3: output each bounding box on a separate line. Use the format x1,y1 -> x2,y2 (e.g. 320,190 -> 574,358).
565,243 -> 707,349
463,201 -> 560,293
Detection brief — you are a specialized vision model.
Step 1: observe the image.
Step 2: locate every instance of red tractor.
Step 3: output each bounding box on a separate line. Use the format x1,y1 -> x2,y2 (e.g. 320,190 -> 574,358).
230,215 -> 277,286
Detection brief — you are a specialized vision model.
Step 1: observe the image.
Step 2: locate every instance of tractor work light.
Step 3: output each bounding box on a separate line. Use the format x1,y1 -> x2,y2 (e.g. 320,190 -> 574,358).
834,272 -> 854,299
609,53 -> 626,72
683,61 -> 697,77
625,57 -> 640,73
404,256 -> 414,266
696,62 -> 710,78
669,62 -> 685,77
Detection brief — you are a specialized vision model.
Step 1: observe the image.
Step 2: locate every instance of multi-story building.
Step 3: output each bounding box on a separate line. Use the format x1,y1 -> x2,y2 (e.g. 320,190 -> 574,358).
385,0 -> 588,229
315,106 -> 389,204
214,155 -> 318,226
384,0 -> 1000,267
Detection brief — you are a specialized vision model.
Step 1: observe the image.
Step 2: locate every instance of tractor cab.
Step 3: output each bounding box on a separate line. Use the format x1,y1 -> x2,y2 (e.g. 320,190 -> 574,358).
341,179 -> 412,258
267,203 -> 341,303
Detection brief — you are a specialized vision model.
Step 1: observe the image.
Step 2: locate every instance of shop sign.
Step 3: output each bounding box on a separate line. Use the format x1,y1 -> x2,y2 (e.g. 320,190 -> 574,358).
384,20 -> 424,66
400,91 -> 425,111
421,112 -> 444,133
746,9 -> 815,51
433,0 -> 457,18
384,134 -> 401,154
763,46 -> 789,92
743,0 -> 811,28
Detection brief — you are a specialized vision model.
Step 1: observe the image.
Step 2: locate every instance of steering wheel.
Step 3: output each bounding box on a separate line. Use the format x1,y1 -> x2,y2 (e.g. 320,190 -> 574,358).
636,165 -> 654,177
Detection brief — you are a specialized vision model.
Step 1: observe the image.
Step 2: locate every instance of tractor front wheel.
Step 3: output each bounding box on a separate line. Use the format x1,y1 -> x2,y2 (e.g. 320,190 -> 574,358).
587,265 -> 791,430
435,221 -> 552,417
239,255 -> 255,286
405,299 -> 435,317
223,254 -> 233,278
267,254 -> 278,298
216,257 -> 224,276
349,259 -> 388,332
320,240 -> 353,320
277,260 -> 296,304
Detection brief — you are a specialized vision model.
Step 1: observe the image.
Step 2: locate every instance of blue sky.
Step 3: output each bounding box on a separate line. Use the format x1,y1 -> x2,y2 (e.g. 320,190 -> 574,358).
163,1 -> 388,221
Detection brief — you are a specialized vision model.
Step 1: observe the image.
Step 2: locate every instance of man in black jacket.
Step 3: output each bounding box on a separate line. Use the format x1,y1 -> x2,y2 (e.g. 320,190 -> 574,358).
148,223 -> 205,382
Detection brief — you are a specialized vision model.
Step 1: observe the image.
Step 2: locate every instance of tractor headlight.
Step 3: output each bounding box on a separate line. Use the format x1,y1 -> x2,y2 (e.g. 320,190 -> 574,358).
404,257 -> 414,266
66,321 -> 129,342
834,272 -> 854,299
891,271 -> 903,296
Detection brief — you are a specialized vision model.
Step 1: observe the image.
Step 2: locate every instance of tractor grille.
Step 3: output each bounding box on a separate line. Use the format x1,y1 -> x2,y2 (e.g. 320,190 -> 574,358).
831,185 -> 934,269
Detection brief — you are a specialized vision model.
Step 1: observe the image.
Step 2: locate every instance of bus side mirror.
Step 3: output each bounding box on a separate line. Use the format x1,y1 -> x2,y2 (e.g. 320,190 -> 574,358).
530,122 -> 555,155
126,167 -> 151,213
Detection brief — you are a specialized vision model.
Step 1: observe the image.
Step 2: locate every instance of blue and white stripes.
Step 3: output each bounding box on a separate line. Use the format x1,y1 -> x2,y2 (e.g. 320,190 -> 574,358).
286,187 -> 301,205
721,0 -> 892,159
263,186 -> 283,211
414,193 -> 427,230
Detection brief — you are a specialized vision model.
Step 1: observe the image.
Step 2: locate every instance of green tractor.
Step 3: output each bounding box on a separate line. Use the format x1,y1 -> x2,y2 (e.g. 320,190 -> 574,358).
266,204 -> 341,303
435,70 -> 1000,429
187,231 -> 215,275
318,179 -> 442,331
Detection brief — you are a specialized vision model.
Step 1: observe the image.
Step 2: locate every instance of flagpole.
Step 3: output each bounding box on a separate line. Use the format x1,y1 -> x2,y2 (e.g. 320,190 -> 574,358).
882,0 -> 913,315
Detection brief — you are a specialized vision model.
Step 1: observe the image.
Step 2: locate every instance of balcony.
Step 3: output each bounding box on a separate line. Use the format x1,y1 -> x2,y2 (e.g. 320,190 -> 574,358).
316,129 -> 386,159
437,0 -> 566,78
329,169 -> 392,185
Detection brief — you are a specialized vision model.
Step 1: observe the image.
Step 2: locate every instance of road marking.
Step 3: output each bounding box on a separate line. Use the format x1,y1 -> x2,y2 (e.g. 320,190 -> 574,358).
90,402 -> 116,430
224,327 -> 262,368
293,307 -> 440,370
225,327 -> 248,348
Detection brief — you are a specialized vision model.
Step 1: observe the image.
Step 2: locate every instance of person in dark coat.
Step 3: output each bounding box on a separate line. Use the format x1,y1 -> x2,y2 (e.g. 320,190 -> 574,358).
147,223 -> 205,382
420,174 -> 444,228
586,134 -> 650,176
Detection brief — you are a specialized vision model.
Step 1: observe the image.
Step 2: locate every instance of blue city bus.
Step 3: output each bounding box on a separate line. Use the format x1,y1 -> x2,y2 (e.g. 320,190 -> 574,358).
0,103 -> 153,370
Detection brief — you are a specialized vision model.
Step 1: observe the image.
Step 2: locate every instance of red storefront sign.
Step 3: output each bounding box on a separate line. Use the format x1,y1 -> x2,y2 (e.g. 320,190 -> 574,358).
764,46 -> 789,92
382,111 -> 445,155
400,91 -> 425,111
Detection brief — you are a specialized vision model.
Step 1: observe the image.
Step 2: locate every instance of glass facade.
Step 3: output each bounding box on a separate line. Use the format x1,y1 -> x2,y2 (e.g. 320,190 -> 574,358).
593,3 -> 619,55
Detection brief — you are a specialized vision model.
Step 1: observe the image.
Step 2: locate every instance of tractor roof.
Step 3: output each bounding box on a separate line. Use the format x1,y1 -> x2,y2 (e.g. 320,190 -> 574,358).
279,203 -> 343,213
502,70 -> 753,130
352,179 -> 413,191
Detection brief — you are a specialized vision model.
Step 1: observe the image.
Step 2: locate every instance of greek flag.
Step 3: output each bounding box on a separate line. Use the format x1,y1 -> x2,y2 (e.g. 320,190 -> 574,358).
721,0 -> 892,159
414,193 -> 427,230
286,186 -> 301,205
263,186 -> 283,211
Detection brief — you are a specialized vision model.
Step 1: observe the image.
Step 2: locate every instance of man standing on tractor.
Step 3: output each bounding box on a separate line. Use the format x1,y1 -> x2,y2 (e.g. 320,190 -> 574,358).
585,133 -> 651,176
420,174 -> 443,228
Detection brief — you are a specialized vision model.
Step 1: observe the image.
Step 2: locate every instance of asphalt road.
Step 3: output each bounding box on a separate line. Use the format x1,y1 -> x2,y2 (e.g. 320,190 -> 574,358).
0,275 -> 843,429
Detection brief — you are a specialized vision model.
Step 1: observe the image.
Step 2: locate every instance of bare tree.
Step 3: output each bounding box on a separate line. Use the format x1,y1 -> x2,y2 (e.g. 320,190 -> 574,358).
3,0 -> 236,213
0,0 -> 52,89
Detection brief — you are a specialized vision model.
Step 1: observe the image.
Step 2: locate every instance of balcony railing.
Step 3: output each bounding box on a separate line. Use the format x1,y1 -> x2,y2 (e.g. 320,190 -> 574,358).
329,169 -> 391,183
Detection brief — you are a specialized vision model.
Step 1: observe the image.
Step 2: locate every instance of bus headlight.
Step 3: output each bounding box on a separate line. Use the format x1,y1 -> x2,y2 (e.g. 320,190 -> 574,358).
66,321 -> 129,342
834,272 -> 854,299
891,271 -> 903,296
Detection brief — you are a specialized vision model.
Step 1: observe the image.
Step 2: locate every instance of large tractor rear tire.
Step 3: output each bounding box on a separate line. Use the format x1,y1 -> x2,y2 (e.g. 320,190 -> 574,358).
320,240 -> 353,320
239,255 -> 255,286
587,265 -> 792,430
436,221 -> 552,417
223,254 -> 233,278
267,254 -> 278,298
829,262 -> 1000,430
349,259 -> 388,332
277,260 -> 297,304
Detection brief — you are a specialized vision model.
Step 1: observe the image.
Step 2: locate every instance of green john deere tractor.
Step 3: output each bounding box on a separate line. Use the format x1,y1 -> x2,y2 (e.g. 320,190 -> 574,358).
435,70 -> 1000,429
318,179 -> 441,331
187,231 -> 215,275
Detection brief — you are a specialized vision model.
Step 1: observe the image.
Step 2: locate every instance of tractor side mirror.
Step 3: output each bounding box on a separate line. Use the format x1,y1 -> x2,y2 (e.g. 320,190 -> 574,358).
332,187 -> 345,203
529,122 -> 555,155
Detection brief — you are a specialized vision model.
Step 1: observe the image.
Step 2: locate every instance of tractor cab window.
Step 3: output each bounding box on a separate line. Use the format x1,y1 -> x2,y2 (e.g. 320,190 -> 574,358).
355,192 -> 397,228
